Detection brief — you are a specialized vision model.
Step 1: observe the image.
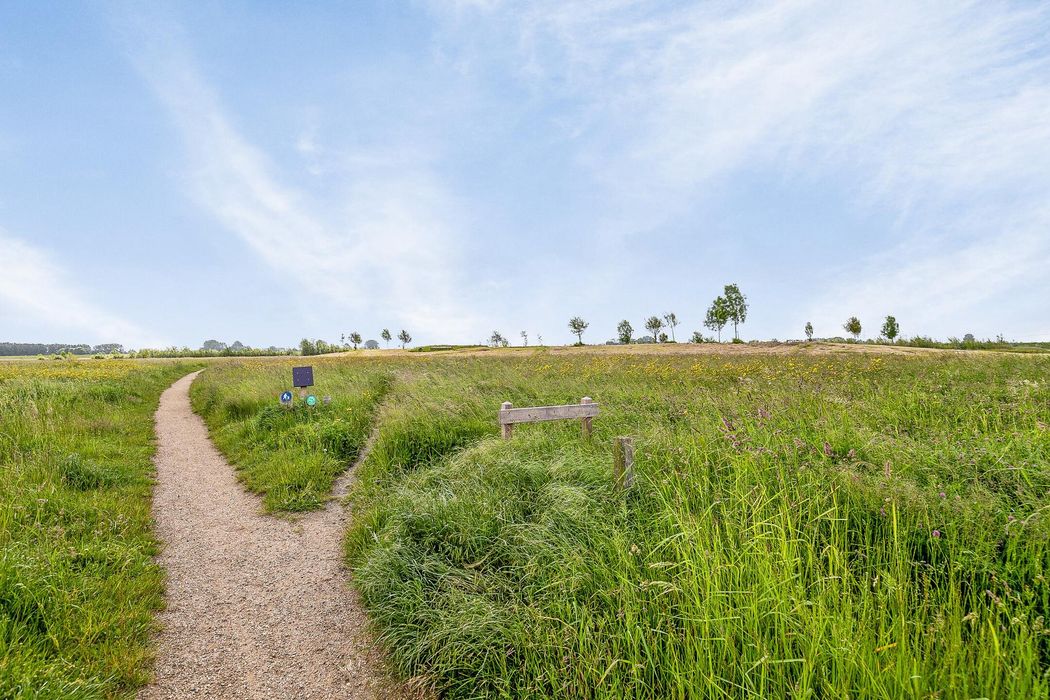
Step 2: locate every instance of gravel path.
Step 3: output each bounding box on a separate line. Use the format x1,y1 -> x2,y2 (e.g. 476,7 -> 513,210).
140,371 -> 399,700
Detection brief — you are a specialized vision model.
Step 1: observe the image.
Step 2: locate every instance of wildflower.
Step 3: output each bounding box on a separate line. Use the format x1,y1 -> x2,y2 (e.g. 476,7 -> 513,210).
939,492 -> 946,499
932,530 -> 941,538
823,442 -> 833,457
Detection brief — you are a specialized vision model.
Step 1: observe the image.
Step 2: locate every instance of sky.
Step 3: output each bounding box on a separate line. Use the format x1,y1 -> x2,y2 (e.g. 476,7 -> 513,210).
1,0 -> 1048,349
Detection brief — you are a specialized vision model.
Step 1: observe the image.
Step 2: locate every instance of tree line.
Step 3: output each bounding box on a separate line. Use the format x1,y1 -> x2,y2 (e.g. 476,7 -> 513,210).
0,342 -> 126,356
555,284 -> 750,346
302,329 -> 412,355
801,315 -> 900,342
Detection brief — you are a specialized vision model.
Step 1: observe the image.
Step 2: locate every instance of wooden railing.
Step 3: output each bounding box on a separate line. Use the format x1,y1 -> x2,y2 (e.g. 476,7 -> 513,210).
499,397 -> 597,439
497,398 -> 634,490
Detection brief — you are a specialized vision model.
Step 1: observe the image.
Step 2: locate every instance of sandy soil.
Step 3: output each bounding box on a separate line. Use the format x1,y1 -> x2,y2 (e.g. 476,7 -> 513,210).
140,371 -> 405,700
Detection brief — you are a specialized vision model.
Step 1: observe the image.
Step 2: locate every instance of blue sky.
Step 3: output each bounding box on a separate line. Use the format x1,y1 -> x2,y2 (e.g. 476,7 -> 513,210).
1,1 -> 1048,348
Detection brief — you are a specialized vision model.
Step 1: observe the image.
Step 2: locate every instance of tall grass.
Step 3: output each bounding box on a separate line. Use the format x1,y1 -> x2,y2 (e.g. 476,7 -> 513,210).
190,357 -> 393,512
0,358 -> 199,698
195,350 -> 1050,697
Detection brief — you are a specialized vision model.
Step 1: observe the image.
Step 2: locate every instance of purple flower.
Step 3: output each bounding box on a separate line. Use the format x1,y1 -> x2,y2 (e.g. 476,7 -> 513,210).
939,492 -> 946,499
932,530 -> 941,539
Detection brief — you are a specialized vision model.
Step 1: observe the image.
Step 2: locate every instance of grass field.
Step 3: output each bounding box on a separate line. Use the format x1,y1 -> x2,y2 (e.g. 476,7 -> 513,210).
0,358 -> 200,699
192,346 -> 1050,698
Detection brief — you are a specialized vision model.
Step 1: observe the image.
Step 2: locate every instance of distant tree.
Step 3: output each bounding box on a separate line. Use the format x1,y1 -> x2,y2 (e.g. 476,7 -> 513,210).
381,328 -> 392,348
963,333 -> 975,343
645,316 -> 664,341
663,312 -> 680,342
520,330 -> 528,347
537,334 -> 544,345
617,319 -> 633,344
704,298 -> 729,342
349,332 -> 362,349
804,322 -> 814,341
880,315 -> 899,343
723,284 -> 748,340
364,339 -> 379,349
340,333 -> 346,346
690,331 -> 708,343
568,316 -> 589,344
92,343 -> 124,354
202,339 -> 226,352
299,338 -> 315,356
230,341 -> 245,351
658,332 -> 669,343
490,331 -> 506,347
397,330 -> 412,349
844,316 -> 862,340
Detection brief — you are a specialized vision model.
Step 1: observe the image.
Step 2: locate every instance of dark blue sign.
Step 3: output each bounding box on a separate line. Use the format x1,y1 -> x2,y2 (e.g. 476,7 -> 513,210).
280,391 -> 292,405
292,366 -> 314,388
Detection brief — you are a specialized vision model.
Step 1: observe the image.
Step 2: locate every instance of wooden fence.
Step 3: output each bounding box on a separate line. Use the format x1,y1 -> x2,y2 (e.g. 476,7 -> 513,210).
498,397 -> 634,489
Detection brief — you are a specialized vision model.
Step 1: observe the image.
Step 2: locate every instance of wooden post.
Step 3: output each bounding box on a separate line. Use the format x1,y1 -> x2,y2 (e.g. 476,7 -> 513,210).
613,436 -> 634,490
580,397 -> 593,438
501,401 -> 513,439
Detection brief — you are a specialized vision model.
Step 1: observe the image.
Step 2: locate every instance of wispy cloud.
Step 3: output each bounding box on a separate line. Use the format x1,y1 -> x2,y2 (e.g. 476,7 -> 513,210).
429,0 -> 1050,337
0,228 -> 161,346
118,9 -> 478,340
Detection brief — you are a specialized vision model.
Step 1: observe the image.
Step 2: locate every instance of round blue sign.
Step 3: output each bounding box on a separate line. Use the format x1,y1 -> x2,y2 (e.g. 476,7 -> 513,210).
280,391 -> 292,405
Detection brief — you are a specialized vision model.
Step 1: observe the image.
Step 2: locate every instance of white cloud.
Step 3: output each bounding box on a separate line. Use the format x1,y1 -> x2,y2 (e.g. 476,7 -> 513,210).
119,10 -> 479,341
0,229 -> 162,347
429,0 -> 1050,338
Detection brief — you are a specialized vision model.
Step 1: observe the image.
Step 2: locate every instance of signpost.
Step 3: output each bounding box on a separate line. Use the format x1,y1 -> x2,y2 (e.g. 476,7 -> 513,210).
292,366 -> 314,388
306,395 -> 317,407
280,390 -> 293,407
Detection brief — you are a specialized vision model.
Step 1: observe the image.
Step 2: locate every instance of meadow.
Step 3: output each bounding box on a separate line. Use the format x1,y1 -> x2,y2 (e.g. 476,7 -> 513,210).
192,347 -> 1050,698
0,358 -> 200,699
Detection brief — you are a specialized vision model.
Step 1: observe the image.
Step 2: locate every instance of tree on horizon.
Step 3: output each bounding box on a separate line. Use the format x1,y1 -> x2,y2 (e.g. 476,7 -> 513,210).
568,317 -> 589,344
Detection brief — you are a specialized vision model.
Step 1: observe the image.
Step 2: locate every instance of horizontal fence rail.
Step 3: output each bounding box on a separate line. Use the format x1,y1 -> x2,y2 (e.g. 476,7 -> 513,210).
499,397 -> 598,439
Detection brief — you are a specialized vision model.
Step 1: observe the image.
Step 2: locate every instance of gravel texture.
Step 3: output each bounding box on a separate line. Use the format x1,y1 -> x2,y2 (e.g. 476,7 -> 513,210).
140,371 -> 402,699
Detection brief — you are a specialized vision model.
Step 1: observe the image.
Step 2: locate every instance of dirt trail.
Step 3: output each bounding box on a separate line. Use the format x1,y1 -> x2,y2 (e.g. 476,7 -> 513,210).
140,371 -> 397,700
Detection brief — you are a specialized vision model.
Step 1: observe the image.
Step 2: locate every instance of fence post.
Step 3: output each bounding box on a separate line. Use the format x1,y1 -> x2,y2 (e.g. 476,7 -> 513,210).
613,436 -> 634,490
580,397 -> 593,438
501,401 -> 513,439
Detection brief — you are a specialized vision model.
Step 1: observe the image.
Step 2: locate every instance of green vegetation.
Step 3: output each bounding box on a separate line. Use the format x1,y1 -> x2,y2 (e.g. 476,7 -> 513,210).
189,358 -> 392,512
845,316 -> 863,340
0,358 -> 198,698
705,297 -> 730,342
194,348 -> 1050,698
569,317 -> 590,345
409,344 -> 487,353
882,315 -> 900,342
